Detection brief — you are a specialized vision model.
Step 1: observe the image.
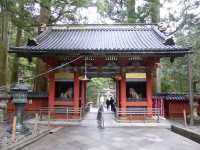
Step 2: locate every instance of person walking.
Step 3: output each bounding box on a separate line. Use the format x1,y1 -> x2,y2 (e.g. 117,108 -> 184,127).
97,105 -> 104,128
99,95 -> 105,106
106,99 -> 110,111
110,97 -> 115,112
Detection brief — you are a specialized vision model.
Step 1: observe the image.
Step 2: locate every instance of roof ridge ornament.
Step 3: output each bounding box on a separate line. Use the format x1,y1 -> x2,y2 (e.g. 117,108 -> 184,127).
27,38 -> 38,46
163,37 -> 175,46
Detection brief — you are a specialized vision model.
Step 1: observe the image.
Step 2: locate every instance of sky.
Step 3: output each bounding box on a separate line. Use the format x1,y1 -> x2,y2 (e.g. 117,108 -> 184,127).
77,0 -> 181,24
32,0 -> 200,28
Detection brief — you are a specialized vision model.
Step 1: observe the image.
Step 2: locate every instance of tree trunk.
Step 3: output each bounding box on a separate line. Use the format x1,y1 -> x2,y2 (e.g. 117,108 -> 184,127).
127,0 -> 136,23
150,0 -> 160,23
34,2 -> 51,92
11,28 -> 22,83
0,6 -> 9,87
149,0 -> 161,93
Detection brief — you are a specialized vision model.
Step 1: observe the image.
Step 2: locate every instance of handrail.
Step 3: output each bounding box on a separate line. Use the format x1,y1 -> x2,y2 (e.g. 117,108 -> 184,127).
38,107 -> 84,122
115,107 -> 160,122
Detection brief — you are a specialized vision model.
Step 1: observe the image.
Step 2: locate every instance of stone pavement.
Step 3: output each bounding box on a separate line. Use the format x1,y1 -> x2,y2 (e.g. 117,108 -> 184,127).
26,106 -> 171,128
80,107 -> 170,128
21,107 -> 200,150
22,126 -> 200,150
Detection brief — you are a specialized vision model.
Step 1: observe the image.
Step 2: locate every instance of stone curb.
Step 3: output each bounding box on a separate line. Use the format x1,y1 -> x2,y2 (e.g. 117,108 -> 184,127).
171,125 -> 200,144
2,129 -> 50,150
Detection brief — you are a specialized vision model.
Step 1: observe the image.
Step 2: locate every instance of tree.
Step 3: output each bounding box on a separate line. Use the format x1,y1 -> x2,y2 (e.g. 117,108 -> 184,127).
127,0 -> 136,23
33,0 -> 51,92
160,0 -> 200,93
87,78 -> 114,103
0,1 -> 10,87
149,0 -> 160,23
149,0 -> 161,93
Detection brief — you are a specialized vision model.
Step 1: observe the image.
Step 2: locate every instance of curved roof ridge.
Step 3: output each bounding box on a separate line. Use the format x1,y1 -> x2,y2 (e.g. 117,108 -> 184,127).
51,24 -> 156,31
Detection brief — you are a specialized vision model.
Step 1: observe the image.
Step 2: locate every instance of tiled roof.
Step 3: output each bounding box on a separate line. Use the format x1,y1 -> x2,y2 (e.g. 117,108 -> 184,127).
10,24 -> 191,55
153,93 -> 187,101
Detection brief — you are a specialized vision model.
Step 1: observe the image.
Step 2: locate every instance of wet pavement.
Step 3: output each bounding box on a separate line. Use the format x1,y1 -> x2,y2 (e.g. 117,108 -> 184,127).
22,126 -> 200,150
22,108 -> 200,150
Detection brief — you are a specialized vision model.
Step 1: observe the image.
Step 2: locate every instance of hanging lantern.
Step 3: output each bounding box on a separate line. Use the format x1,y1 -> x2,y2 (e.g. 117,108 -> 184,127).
80,56 -> 90,81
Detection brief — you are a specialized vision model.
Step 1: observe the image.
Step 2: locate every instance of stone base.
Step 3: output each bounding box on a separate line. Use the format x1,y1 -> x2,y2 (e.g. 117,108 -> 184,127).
16,125 -> 30,135
0,110 -> 4,123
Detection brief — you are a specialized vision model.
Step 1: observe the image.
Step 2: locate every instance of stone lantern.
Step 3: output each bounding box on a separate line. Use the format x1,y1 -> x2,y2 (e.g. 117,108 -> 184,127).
10,79 -> 29,134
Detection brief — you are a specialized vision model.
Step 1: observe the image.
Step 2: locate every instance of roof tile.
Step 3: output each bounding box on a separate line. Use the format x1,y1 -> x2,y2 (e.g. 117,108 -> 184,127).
10,24 -> 191,55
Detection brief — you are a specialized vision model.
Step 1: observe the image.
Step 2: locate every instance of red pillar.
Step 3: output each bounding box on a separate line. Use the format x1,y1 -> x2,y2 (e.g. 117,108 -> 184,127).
120,74 -> 126,110
115,80 -> 119,108
146,70 -> 153,109
48,73 -> 55,108
73,72 -> 80,109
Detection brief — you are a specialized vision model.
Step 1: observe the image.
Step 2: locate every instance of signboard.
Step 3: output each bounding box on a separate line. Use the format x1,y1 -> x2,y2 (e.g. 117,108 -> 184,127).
126,73 -> 146,79
55,72 -> 74,80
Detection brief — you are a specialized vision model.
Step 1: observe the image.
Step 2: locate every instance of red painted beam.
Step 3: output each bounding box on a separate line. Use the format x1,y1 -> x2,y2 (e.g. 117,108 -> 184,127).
117,57 -> 129,66
126,101 -> 147,106
93,57 -> 106,66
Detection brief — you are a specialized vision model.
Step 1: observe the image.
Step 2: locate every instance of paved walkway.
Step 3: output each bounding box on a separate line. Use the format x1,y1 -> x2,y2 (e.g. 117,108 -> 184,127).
80,106 -> 170,128
21,107 -> 200,150
80,107 -> 115,127
26,106 -> 171,128
22,126 -> 200,150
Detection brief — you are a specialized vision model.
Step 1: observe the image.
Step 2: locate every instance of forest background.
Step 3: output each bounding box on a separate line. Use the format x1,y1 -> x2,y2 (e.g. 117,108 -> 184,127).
0,0 -> 200,101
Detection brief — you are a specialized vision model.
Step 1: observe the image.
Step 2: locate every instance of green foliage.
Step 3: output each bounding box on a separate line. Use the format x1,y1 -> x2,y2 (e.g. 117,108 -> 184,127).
87,78 -> 114,102
96,0 -> 109,16
127,0 -> 136,23
160,57 -> 188,93
149,0 -> 160,23
1,0 -> 90,89
161,25 -> 200,93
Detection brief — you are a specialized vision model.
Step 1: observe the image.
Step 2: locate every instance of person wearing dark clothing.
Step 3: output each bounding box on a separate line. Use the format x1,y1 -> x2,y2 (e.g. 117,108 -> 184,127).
97,105 -> 104,128
113,102 -> 116,113
110,97 -> 115,112
106,99 -> 110,110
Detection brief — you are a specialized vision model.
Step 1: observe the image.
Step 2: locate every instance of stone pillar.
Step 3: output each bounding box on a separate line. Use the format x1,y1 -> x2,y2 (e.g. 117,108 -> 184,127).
0,109 -> 3,123
0,101 -> 6,123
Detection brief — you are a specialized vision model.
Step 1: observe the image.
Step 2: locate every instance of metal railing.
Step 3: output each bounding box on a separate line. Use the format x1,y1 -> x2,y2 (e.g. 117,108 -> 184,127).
115,108 -> 160,122
39,107 -> 84,122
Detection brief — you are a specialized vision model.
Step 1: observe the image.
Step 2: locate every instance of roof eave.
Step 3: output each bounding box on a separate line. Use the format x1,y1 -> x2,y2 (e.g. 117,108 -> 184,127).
9,48 -> 191,57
